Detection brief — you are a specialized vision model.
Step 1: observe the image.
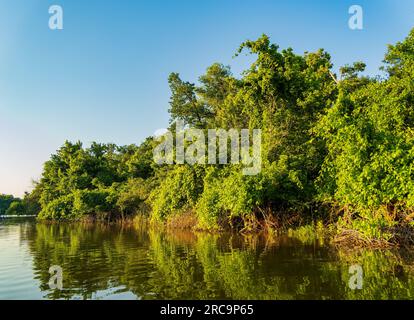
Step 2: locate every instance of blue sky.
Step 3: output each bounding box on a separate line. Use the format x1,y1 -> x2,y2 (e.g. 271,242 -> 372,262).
1,0 -> 414,196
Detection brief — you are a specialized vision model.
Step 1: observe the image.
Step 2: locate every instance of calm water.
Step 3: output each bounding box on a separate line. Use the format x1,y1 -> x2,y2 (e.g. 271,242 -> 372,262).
1,218 -> 414,300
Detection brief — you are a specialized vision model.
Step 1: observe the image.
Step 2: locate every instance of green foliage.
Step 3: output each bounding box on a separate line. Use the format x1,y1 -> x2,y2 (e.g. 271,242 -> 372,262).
155,33 -> 337,228
38,194 -> 77,220
5,200 -> 25,216
72,189 -> 114,217
0,194 -> 17,215
314,29 -> 414,239
35,139 -> 156,220
196,167 -> 265,229
0,192 -> 40,216
150,165 -> 205,221
116,178 -> 153,216
168,73 -> 214,128
27,28 -> 414,241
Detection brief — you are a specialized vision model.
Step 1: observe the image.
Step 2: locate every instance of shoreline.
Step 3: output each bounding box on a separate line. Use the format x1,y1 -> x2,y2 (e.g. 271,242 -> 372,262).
0,215 -> 37,218
28,211 -> 414,249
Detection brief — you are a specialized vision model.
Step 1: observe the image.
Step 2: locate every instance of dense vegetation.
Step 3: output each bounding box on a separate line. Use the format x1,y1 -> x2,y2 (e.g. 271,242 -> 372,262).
25,28 -> 414,244
0,194 -> 16,215
0,194 -> 22,215
0,193 -> 39,216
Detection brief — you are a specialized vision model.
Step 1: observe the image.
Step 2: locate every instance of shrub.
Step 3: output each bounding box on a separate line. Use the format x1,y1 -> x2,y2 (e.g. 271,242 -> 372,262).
38,194 -> 78,220
149,165 -> 205,221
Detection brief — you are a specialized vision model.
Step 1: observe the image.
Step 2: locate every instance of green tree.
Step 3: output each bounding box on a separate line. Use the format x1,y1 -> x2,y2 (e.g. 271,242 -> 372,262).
0,194 -> 20,215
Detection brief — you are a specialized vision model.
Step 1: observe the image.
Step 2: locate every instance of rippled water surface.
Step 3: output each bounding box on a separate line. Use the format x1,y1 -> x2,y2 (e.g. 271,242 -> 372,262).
1,217 -> 414,300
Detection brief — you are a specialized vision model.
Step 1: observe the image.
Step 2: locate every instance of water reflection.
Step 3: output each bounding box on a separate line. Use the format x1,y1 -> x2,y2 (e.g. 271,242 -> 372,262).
1,219 -> 413,299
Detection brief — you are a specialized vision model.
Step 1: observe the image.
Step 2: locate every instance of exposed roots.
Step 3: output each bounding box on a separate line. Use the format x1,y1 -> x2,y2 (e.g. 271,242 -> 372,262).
389,224 -> 414,247
333,229 -> 393,249
240,208 -> 303,234
165,211 -> 198,230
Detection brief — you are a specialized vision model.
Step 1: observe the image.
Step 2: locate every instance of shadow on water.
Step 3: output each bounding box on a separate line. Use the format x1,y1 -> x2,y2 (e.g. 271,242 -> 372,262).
2,219 -> 414,299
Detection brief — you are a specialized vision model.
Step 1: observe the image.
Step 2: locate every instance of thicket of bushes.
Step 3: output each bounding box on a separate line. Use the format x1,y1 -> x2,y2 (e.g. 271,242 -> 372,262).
0,193 -> 39,216
28,29 -> 414,243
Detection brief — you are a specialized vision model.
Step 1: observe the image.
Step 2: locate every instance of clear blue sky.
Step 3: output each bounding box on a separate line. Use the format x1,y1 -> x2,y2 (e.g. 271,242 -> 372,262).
1,0 -> 413,197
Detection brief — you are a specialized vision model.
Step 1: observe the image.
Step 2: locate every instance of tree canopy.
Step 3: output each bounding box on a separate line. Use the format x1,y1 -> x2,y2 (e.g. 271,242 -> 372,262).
26,29 -> 414,243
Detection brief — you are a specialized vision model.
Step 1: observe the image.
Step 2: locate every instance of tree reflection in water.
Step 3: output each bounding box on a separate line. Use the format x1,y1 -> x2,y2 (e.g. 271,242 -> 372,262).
20,222 -> 414,300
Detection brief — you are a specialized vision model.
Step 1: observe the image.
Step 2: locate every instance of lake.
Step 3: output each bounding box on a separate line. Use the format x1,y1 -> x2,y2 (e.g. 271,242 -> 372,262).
0,217 -> 414,300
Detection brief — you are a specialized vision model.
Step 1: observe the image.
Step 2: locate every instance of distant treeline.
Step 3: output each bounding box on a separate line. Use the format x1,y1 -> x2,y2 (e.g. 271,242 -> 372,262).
0,194 -> 38,216
25,28 -> 414,244
0,193 -> 39,216
0,194 -> 18,215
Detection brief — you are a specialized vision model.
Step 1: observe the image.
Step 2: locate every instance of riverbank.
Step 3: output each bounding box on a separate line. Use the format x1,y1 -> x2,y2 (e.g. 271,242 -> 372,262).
140,210 -> 414,249
31,206 -> 414,249
2,217 -> 414,299
0,215 -> 37,218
